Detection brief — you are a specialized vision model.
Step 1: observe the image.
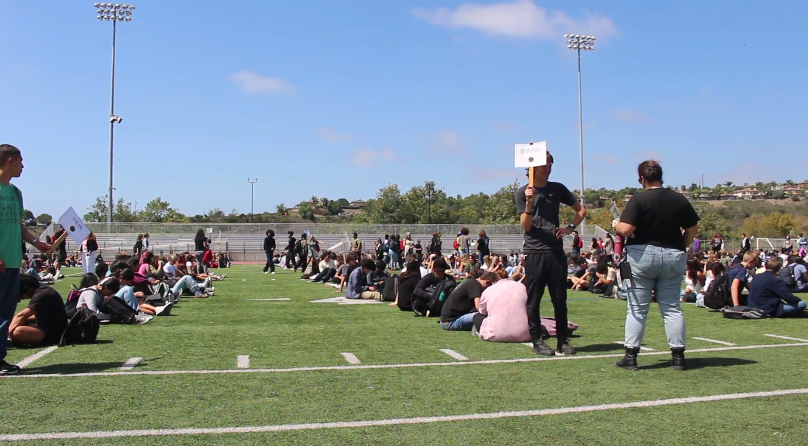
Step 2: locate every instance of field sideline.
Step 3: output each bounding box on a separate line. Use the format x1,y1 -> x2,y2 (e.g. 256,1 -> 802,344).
2,265 -> 807,445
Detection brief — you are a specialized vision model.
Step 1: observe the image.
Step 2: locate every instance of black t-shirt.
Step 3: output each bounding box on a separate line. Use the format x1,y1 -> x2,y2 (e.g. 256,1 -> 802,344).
620,188 -> 700,251
287,236 -> 296,251
28,286 -> 68,338
194,236 -> 208,251
414,273 -> 455,301
515,182 -> 577,253
396,273 -> 420,310
441,279 -> 484,323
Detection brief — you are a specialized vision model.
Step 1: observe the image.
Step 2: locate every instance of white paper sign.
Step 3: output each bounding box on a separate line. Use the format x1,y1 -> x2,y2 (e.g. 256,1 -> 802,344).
206,228 -> 213,234
609,201 -> 622,219
514,141 -> 547,168
58,207 -> 91,244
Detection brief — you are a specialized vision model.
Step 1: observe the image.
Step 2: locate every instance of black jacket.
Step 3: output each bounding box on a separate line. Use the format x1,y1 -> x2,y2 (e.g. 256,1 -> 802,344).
263,236 -> 276,252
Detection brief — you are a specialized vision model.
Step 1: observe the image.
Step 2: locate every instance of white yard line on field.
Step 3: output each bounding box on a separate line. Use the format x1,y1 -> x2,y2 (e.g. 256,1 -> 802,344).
5,342 -> 808,380
439,349 -> 468,361
341,353 -> 362,365
692,337 -> 736,346
613,341 -> 655,352
764,334 -> 808,343
2,388 -> 807,441
14,346 -> 57,369
120,357 -> 143,371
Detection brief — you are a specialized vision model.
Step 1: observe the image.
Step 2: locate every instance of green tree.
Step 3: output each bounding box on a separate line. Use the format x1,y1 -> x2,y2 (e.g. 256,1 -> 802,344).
84,196 -> 109,222
765,212 -> 796,237
336,198 -> 350,208
276,204 -> 289,215
36,213 -> 52,226
327,201 -> 342,215
355,184 -> 406,224
482,180 -> 520,224
22,210 -> 36,227
139,197 -> 184,222
297,202 -> 315,221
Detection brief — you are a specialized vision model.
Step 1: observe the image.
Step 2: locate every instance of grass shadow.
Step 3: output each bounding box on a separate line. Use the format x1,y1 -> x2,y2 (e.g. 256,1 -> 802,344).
22,356 -> 161,375
574,343 -> 625,353
639,357 -> 756,371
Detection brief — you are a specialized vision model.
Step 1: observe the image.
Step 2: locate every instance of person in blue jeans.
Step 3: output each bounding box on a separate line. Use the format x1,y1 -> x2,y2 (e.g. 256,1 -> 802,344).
0,144 -> 52,375
614,160 -> 700,372
440,271 -> 499,331
749,257 -> 807,317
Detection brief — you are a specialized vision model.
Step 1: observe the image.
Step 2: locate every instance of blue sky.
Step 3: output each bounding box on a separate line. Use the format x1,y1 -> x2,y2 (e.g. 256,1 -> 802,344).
2,0 -> 808,218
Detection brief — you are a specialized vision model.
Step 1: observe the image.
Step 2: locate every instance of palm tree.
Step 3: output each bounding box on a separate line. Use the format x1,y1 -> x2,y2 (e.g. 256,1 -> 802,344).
724,181 -> 734,188
786,179 -> 796,187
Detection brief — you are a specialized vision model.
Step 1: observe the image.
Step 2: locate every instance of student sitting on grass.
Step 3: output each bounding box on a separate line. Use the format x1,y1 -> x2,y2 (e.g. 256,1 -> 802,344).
367,260 -> 389,293
75,277 -> 122,322
440,270 -> 499,331
345,259 -> 382,300
748,256 -> 807,318
8,274 -> 68,347
116,269 -> 171,316
412,258 -> 456,316
472,277 -> 532,342
392,260 -> 423,311
332,254 -> 358,293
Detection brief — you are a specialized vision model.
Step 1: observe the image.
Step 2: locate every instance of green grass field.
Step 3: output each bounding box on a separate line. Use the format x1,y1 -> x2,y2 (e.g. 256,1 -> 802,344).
2,265 -> 808,445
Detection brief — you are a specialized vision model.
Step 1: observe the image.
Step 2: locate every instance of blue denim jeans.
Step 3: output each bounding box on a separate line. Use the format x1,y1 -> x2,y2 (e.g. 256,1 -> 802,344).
781,300 -> 807,316
0,268 -> 21,361
440,312 -> 476,331
624,245 -> 687,349
172,275 -> 205,296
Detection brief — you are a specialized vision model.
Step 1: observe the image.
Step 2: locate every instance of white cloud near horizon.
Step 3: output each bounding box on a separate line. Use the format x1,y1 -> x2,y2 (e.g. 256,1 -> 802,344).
612,108 -> 650,123
317,127 -> 353,143
411,0 -> 618,40
431,130 -> 470,154
350,149 -> 398,167
229,71 -> 295,95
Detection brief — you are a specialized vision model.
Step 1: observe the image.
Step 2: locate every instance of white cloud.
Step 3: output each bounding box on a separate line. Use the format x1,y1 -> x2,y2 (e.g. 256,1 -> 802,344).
229,71 -> 295,95
612,108 -> 650,123
430,130 -> 470,153
411,0 -> 618,40
317,127 -> 353,143
350,149 -> 398,167
492,121 -> 518,132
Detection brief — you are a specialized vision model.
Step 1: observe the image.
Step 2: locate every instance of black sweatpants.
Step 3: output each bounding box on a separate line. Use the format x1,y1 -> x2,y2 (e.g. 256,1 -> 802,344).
524,251 -> 569,344
263,250 -> 275,273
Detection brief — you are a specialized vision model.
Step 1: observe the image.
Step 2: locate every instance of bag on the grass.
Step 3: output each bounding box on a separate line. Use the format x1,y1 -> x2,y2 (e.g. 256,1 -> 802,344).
778,264 -> 798,288
105,295 -> 139,324
704,271 -> 731,309
426,279 -> 457,317
64,284 -> 82,318
540,317 -> 580,336
154,282 -> 171,300
59,307 -> 100,346
382,275 -> 397,302
720,306 -> 767,319
143,294 -> 166,306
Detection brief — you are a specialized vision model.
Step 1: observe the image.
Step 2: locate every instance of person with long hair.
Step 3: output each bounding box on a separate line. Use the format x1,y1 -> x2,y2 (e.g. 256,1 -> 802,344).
194,229 -> 208,274
263,229 -> 276,274
515,150 -> 587,356
681,258 -> 706,303
614,160 -> 700,371
477,230 -> 490,260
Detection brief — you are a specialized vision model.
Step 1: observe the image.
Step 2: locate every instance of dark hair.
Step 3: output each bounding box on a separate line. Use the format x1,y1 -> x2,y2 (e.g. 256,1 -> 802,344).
120,268 -> 135,281
479,271 -> 500,284
142,251 -> 154,265
80,273 -> 100,289
766,256 -> 783,273
353,232 -> 358,238
460,227 -> 470,236
596,262 -> 609,274
196,229 -> 205,238
361,259 -> 376,271
101,277 -> 121,294
686,258 -> 701,281
266,229 -> 275,237
433,258 -> 449,271
19,274 -> 40,298
0,144 -> 21,167
404,260 -> 421,276
137,234 -> 143,240
288,231 -> 294,236
375,260 -> 387,270
95,263 -> 109,278
638,160 -> 663,184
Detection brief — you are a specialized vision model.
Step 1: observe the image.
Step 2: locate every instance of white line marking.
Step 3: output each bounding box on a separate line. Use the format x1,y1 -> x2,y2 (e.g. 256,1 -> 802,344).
341,353 -> 361,365
613,341 -> 655,352
246,298 -> 291,301
3,388 -> 807,441
692,337 -> 736,346
439,349 -> 468,361
120,357 -> 143,371
6,343 -> 808,380
14,346 -> 57,369
237,355 -> 250,369
764,334 -> 808,343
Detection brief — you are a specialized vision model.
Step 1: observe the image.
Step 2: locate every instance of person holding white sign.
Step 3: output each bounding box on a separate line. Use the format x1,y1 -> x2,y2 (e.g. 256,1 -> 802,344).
0,144 -> 52,375
515,151 -> 587,356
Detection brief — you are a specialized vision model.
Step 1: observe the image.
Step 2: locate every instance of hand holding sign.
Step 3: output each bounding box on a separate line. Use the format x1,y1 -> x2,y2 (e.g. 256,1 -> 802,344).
515,141 -> 547,212
58,207 -> 91,245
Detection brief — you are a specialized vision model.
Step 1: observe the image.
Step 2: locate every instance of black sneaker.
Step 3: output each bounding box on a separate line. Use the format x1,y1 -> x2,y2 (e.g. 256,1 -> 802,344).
0,360 -> 21,375
557,342 -> 577,355
532,339 -> 556,356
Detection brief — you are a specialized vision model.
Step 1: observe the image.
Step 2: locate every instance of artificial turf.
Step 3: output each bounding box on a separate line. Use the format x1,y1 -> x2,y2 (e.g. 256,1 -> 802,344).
2,265 -> 807,445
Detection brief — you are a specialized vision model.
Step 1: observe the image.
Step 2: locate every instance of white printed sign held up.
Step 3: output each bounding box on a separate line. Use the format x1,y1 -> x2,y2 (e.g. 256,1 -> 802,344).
514,141 -> 547,168
57,207 -> 91,245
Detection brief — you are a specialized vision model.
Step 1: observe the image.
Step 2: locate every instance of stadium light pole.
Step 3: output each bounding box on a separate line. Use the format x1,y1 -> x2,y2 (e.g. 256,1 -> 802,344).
248,178 -> 258,222
564,34 -> 595,236
95,3 -> 134,232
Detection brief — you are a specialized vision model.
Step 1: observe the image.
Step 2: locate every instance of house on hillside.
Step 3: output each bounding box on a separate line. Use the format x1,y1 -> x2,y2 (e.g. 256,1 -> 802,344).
795,181 -> 808,190
734,187 -> 761,200
348,200 -> 367,209
623,194 -> 633,203
783,187 -> 805,198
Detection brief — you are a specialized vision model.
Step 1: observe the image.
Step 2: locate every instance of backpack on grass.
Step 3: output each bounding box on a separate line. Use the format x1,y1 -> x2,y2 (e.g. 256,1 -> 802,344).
704,271 -> 731,310
425,279 -> 458,318
59,307 -> 100,346
720,306 -> 767,319
382,276 -> 398,302
64,284 -> 82,318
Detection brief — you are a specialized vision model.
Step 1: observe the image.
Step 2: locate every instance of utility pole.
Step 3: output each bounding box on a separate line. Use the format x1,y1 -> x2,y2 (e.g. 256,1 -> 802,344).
247,178 -> 258,223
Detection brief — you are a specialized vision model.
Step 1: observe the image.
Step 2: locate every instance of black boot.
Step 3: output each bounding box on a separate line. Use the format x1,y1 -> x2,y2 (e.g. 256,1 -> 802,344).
671,348 -> 686,371
615,347 -> 639,370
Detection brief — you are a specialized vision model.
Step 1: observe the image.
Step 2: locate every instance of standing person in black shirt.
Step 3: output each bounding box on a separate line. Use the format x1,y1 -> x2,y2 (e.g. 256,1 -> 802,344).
193,229 -> 209,274
262,229 -> 276,275
515,151 -> 587,356
614,160 -> 700,371
285,231 -> 297,270
53,227 -> 67,280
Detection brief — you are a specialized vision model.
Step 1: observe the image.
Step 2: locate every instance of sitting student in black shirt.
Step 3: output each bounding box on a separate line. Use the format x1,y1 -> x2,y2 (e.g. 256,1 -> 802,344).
749,256 -> 807,317
394,260 -> 425,311
440,270 -> 500,331
412,258 -> 456,316
9,274 -> 68,346
367,260 -> 390,292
